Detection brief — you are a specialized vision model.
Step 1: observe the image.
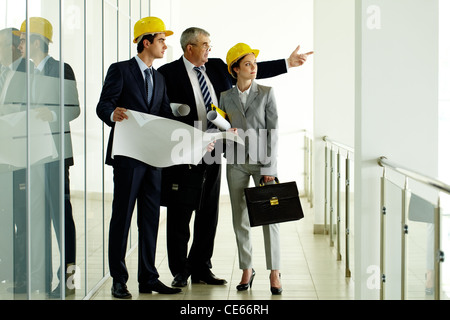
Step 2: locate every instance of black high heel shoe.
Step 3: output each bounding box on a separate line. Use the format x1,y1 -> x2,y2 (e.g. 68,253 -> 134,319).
270,273 -> 283,295
236,269 -> 255,291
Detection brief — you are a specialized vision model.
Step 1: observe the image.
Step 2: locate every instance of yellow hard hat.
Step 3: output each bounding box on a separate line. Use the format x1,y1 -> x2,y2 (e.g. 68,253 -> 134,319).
226,43 -> 259,75
133,16 -> 173,43
19,17 -> 53,43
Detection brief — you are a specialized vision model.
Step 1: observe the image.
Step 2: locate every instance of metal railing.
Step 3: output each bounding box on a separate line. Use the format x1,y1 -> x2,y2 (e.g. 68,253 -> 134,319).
378,156 -> 450,300
304,133 -> 313,206
320,136 -> 449,299
323,136 -> 354,278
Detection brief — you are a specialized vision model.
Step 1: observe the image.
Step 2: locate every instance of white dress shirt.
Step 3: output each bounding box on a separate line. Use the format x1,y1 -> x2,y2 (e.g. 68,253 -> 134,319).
34,55 -> 51,73
111,55 -> 154,122
237,81 -> 253,110
182,56 -> 218,131
134,55 -> 154,82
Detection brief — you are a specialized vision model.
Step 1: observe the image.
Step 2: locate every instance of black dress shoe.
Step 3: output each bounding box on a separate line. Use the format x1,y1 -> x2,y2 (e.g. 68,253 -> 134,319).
236,269 -> 255,291
139,280 -> 182,294
172,273 -> 188,287
111,282 -> 132,299
270,273 -> 283,295
192,271 -> 227,285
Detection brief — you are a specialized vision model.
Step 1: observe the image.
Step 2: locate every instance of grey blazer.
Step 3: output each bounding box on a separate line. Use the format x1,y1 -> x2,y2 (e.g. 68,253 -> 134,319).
219,82 -> 278,176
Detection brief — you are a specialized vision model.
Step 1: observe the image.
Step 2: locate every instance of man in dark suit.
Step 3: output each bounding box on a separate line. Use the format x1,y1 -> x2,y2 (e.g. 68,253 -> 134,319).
0,27 -> 29,296
16,17 -> 80,297
97,17 -> 181,299
158,27 -> 313,287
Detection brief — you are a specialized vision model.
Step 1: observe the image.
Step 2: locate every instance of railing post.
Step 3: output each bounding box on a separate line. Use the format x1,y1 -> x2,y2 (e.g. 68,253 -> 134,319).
380,166 -> 386,300
309,137 -> 313,207
345,152 -> 351,278
322,137 -> 355,279
330,149 -> 334,247
336,150 -> 341,260
434,197 -> 442,300
324,143 -> 328,235
401,178 -> 409,300
304,135 -> 309,200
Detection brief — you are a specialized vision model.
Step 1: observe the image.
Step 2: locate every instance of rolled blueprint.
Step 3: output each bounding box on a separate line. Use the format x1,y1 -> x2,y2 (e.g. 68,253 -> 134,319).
170,103 -> 190,117
207,110 -> 231,130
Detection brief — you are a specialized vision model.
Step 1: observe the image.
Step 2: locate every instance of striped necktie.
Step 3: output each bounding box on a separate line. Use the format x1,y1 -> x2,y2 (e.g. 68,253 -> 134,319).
0,68 -> 11,102
0,67 -> 8,93
193,66 -> 212,110
144,68 -> 153,105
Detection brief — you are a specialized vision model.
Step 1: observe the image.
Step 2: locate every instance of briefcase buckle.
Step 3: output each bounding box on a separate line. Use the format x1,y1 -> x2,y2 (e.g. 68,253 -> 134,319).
171,184 -> 179,191
270,197 -> 279,206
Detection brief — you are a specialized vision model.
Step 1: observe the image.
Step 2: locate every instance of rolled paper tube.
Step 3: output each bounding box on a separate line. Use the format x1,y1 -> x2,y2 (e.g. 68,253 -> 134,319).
207,110 -> 231,130
170,103 -> 190,117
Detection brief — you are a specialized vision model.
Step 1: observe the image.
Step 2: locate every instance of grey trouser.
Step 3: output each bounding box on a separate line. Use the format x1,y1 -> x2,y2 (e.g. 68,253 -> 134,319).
226,163 -> 281,270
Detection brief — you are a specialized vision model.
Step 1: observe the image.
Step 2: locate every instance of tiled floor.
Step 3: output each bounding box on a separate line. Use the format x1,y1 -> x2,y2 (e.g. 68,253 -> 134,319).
90,196 -> 355,300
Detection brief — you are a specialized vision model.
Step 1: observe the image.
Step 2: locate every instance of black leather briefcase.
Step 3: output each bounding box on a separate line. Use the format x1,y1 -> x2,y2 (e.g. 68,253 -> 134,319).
160,164 -> 207,211
244,178 -> 304,227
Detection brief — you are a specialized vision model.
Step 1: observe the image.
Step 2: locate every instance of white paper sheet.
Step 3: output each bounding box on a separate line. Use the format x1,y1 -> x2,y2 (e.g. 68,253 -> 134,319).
0,110 -> 58,167
112,110 -> 243,167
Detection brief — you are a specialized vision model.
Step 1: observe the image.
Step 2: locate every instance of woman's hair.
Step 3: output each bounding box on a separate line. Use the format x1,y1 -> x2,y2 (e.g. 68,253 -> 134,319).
180,27 -> 210,52
137,33 -> 156,53
230,55 -> 247,79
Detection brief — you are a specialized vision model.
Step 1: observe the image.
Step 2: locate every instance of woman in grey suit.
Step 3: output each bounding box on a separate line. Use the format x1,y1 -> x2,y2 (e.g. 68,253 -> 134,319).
219,43 -> 282,294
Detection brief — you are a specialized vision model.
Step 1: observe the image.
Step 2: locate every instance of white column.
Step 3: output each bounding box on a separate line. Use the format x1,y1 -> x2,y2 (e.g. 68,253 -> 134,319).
313,0 -> 355,230
354,0 -> 439,299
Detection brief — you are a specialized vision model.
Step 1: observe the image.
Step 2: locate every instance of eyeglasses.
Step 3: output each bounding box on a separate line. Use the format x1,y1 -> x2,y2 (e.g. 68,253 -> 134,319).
190,42 -> 212,51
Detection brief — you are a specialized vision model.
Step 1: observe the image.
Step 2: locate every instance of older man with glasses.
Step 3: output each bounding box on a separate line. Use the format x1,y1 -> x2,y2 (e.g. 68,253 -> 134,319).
158,26 -> 313,288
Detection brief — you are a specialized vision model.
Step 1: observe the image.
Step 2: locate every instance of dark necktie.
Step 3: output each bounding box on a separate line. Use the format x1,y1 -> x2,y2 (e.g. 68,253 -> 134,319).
193,66 -> 212,110
194,66 -> 216,130
144,68 -> 153,105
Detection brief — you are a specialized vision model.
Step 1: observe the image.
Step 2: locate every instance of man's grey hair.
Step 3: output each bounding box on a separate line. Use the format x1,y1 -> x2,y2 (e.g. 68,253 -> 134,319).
180,27 -> 210,52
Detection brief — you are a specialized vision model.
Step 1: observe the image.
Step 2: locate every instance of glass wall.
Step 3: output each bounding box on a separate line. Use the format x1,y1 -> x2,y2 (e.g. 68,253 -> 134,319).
0,0 -> 150,300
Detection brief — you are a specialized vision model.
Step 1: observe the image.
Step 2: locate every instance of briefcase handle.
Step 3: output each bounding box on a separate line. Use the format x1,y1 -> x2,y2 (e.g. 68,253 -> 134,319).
259,177 -> 280,186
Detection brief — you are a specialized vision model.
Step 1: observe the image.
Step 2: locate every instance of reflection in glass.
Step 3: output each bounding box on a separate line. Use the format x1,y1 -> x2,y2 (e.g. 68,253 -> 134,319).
441,193 -> 450,300
348,156 -> 354,278
0,25 -> 28,300
1,0 -> 155,300
329,149 -> 336,247
407,193 -> 435,299
383,180 -> 402,300
9,13 -> 80,299
85,0 -> 106,295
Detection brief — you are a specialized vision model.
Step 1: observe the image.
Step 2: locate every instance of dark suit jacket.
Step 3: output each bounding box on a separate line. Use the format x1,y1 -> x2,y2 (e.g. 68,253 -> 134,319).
37,56 -> 80,166
40,56 -> 76,80
97,57 -> 174,168
2,58 -> 29,107
158,56 -> 287,127
3,57 -> 78,104
2,57 -> 80,166
219,82 -> 278,175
